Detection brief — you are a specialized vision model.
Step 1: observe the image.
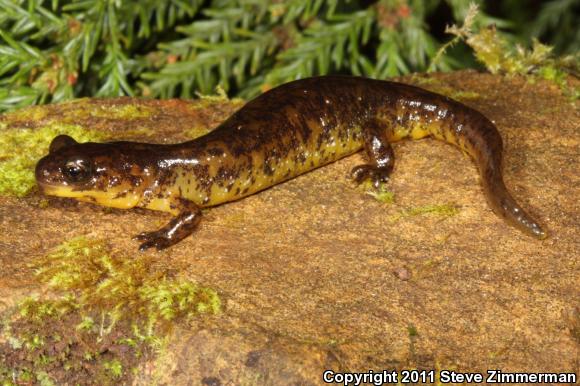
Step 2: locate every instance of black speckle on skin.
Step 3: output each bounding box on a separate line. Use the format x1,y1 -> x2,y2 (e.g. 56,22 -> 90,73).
113,190 -> 128,199
139,190 -> 152,207
192,164 -> 212,196
263,162 -> 274,176
207,147 -> 225,157
296,152 -> 306,164
214,165 -> 241,188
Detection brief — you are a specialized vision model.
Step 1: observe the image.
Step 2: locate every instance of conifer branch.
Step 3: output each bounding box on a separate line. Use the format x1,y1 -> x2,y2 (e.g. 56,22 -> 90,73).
0,0 -> 574,111
264,9 -> 375,90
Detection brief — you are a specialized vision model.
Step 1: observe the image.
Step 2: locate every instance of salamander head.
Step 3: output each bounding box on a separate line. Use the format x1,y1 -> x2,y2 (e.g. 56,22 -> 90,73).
35,135 -> 155,209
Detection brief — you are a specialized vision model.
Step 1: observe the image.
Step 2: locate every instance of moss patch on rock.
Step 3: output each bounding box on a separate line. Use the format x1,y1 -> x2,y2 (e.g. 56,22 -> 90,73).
0,237 -> 220,385
361,180 -> 396,204
402,203 -> 460,217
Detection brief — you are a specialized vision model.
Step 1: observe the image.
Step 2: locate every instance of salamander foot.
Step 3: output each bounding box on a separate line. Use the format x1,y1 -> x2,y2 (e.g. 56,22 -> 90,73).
134,231 -> 174,251
134,200 -> 202,251
351,164 -> 392,188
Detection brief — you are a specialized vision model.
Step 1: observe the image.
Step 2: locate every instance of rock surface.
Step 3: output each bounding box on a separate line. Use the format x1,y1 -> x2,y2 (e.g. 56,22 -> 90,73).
0,71 -> 578,384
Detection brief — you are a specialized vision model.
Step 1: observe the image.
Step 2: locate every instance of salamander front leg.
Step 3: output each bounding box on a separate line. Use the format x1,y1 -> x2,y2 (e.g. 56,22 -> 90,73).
351,119 -> 395,188
134,199 -> 202,251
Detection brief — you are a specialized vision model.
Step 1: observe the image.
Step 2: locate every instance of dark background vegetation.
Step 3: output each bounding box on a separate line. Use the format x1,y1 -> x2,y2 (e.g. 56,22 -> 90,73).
0,0 -> 577,111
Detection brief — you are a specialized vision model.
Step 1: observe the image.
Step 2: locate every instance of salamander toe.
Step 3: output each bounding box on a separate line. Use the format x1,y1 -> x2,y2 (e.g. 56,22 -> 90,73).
350,164 -> 391,188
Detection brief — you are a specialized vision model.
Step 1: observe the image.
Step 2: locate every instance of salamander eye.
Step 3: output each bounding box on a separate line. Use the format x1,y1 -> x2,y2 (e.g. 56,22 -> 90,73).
63,158 -> 92,183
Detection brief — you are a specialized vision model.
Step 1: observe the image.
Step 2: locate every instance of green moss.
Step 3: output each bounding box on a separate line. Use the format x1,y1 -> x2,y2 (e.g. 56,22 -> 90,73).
430,5 -> 578,100
431,87 -> 481,101
18,297 -> 60,321
1,99 -> 159,128
466,29 -> 575,87
35,371 -> 56,386
408,74 -> 440,87
103,360 -> 123,379
361,180 -> 395,204
1,236 -> 220,384
408,75 -> 481,101
192,85 -> 245,113
116,127 -> 156,139
196,85 -> 230,103
0,125 -> 105,197
467,27 -> 506,74
390,203 -> 460,223
76,316 -> 95,331
1,105 -> 49,123
449,90 -> 480,100
196,84 -> 244,105
403,204 -> 460,217
88,104 -> 155,120
185,126 -> 211,139
34,236 -> 221,328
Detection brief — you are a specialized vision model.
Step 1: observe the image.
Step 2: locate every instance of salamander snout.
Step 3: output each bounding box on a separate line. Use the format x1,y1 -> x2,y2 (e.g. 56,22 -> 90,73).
36,135 -> 91,190
35,153 -> 93,189
35,154 -> 65,190
35,135 -> 156,209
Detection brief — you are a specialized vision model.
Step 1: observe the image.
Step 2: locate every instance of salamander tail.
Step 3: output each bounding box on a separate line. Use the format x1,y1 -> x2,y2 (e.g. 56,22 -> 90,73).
483,172 -> 547,239
474,129 -> 547,239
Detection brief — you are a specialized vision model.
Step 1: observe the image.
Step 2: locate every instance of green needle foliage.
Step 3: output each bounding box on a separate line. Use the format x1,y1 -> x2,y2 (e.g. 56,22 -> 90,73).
0,0 -> 577,112
0,0 -> 203,111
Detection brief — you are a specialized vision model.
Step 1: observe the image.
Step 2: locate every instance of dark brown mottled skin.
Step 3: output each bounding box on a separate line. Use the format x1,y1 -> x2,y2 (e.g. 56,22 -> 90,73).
35,76 -> 546,250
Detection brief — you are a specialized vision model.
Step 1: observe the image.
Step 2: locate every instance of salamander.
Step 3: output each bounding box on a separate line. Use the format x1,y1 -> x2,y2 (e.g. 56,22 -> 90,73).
35,76 -> 547,250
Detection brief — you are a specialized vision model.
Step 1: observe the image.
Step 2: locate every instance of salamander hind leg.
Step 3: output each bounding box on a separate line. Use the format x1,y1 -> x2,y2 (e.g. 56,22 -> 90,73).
134,199 -> 202,251
351,119 -> 395,188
